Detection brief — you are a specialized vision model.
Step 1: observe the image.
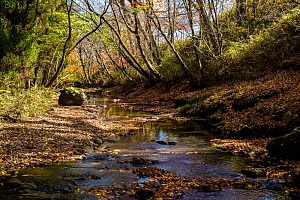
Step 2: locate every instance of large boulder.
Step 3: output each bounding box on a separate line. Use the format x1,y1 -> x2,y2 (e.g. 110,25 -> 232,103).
266,128 -> 300,160
58,87 -> 86,106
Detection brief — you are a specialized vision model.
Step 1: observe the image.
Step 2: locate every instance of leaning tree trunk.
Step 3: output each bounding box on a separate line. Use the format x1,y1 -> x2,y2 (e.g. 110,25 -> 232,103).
151,7 -> 192,78
46,0 -> 73,87
101,17 -> 157,84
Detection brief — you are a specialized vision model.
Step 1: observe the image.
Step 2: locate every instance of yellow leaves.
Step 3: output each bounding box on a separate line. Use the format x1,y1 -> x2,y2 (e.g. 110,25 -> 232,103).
66,52 -> 81,73
0,90 -> 11,94
112,149 -> 122,154
95,190 -> 107,197
64,65 -> 81,73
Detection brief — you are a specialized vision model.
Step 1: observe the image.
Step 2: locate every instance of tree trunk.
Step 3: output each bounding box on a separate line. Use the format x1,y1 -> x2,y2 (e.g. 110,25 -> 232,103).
133,13 -> 162,81
145,13 -> 161,65
101,17 -> 157,84
104,45 -> 133,82
150,7 -> 192,78
95,48 -> 114,80
236,0 -> 246,25
46,0 -> 73,87
78,46 -> 92,84
183,0 -> 204,78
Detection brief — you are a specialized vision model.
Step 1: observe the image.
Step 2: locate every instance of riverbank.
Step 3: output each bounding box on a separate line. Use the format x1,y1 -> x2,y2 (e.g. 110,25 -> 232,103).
101,69 -> 300,188
0,103 -> 141,177
104,69 -> 300,138
103,69 -> 300,141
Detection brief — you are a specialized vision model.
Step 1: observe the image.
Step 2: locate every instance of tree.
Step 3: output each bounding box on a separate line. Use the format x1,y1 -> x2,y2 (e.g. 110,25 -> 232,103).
0,0 -> 39,73
148,1 -> 192,78
45,0 -> 74,87
117,1 -> 163,81
45,0 -> 110,87
182,0 -> 204,78
236,0 -> 246,25
84,0 -> 162,84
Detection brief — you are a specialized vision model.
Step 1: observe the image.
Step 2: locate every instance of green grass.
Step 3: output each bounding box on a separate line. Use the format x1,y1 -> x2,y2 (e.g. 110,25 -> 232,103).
0,87 -> 54,120
178,95 -> 207,115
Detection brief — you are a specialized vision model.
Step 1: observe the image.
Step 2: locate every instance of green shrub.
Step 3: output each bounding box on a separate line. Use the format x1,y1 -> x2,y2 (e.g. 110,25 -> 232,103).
188,95 -> 207,105
158,48 -> 182,81
158,39 -> 199,81
179,104 -> 193,115
0,87 -> 54,120
215,7 -> 300,81
0,71 -> 23,90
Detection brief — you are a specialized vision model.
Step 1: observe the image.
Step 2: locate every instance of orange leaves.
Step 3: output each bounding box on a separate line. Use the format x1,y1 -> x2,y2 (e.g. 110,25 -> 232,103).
211,138 -> 269,158
66,52 -> 81,73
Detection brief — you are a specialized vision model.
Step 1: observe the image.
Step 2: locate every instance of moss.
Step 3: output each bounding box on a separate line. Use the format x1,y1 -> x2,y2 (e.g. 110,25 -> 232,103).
58,87 -> 86,106
62,87 -> 84,96
267,127 -> 300,159
177,95 -> 208,115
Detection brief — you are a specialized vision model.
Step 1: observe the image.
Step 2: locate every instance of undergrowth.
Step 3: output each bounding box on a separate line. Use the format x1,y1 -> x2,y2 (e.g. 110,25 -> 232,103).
0,71 -> 54,121
156,5 -> 300,85
0,87 -> 54,120
214,7 -> 300,81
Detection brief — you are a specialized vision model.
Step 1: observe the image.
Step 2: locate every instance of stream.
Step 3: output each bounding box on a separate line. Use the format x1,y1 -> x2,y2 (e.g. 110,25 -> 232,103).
0,95 -> 288,199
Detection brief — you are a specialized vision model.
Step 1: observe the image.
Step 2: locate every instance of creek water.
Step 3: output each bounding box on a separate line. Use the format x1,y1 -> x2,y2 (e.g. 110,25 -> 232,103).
0,95 -> 287,199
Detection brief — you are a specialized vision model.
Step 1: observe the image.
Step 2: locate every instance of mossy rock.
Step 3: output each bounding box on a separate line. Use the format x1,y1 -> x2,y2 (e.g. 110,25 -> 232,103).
266,128 -> 300,160
58,87 -> 86,106
230,125 -> 255,138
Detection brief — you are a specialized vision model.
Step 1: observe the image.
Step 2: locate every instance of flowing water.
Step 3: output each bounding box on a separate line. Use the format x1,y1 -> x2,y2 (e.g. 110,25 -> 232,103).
0,95 -> 288,199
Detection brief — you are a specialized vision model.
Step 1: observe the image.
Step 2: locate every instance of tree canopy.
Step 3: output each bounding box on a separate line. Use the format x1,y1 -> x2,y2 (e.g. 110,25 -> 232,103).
0,0 -> 299,88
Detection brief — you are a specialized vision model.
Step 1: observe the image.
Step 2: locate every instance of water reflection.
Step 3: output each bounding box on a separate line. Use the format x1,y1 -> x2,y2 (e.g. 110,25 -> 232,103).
157,130 -> 167,141
105,118 -> 251,180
